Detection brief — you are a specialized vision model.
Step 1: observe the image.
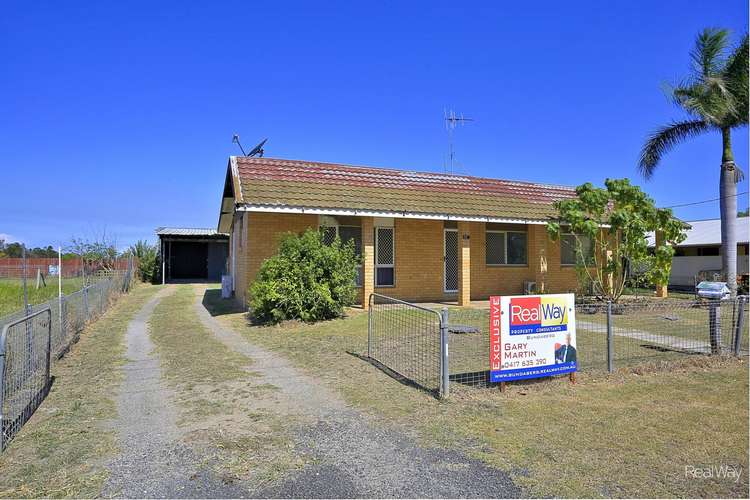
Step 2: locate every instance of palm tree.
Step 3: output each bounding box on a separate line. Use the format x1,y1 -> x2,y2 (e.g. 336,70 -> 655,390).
640,28 -> 748,296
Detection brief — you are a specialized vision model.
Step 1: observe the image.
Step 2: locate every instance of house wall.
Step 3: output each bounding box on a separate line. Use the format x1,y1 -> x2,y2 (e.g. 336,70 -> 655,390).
233,211 -> 580,305
670,254 -> 750,287
207,241 -> 229,281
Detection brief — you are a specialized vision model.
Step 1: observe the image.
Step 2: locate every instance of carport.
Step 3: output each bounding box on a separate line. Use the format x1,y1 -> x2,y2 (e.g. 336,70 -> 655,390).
155,227 -> 229,283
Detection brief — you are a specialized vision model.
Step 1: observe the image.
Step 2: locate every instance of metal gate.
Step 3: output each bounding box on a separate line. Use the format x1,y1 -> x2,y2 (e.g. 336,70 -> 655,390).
444,229 -> 458,293
0,308 -> 52,450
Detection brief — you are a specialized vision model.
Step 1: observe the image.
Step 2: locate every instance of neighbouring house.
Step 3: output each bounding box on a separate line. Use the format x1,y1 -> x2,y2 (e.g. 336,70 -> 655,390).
647,216 -> 749,288
156,227 -> 229,282
217,157 -> 590,308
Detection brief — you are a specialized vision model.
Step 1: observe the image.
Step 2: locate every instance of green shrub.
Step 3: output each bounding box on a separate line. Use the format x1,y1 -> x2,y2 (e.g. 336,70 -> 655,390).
127,240 -> 160,283
249,229 -> 359,324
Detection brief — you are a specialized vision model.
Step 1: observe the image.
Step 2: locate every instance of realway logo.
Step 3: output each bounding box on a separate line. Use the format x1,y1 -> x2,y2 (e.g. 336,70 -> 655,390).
509,296 -> 568,335
685,464 -> 743,483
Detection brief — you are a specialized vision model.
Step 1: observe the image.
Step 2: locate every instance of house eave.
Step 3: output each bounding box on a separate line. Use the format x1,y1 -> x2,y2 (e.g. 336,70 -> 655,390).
235,203 -> 552,225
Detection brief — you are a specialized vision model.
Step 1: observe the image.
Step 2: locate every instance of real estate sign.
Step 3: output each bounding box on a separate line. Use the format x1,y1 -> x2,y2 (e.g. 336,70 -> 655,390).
489,293 -> 577,382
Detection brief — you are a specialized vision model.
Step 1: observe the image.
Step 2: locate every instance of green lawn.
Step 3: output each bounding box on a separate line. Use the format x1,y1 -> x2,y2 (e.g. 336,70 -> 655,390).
204,285 -> 749,498
0,277 -> 86,317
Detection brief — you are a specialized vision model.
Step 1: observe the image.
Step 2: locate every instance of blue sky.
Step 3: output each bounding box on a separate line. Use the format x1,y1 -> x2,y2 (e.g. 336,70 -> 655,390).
2,1 -> 748,249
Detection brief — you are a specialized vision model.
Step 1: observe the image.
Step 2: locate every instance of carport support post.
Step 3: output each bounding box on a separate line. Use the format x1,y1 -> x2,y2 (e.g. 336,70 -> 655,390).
161,239 -> 165,285
440,307 -> 449,398
733,296 -> 745,356
709,301 -> 721,355
606,300 -> 614,372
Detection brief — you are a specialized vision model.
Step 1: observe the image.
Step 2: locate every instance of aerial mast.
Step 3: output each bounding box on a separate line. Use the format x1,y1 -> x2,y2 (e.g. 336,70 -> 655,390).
444,109 -> 473,174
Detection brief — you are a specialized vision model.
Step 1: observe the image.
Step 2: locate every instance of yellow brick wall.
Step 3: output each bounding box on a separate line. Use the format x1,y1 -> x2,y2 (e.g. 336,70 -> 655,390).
234,212 -> 580,305
469,223 -> 579,298
374,218 -> 446,302
236,211 -> 319,305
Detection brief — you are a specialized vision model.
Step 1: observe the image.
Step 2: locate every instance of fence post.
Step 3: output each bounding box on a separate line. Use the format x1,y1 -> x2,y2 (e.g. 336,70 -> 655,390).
607,300 -> 614,373
22,245 -> 33,374
734,296 -> 746,357
83,286 -> 89,320
367,294 -> 373,359
44,309 -> 51,386
440,307 -> 449,399
22,245 -> 29,316
709,301 -> 721,355
58,247 -> 63,347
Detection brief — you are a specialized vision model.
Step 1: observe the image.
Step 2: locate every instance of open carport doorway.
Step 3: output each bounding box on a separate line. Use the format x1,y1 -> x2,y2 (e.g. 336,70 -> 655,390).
156,227 -> 229,283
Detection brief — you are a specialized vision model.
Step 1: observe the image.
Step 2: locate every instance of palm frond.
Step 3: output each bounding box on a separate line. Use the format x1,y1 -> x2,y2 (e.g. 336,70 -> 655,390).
671,79 -> 734,124
639,120 -> 711,178
691,28 -> 729,79
722,33 -> 749,126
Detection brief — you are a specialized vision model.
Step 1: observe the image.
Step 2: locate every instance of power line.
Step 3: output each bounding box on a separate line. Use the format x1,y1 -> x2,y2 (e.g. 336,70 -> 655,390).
663,191 -> 749,209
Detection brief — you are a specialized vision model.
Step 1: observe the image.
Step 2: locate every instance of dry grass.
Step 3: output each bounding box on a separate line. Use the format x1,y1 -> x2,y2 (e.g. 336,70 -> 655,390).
205,285 -> 749,498
147,285 -> 303,487
0,284 -> 162,498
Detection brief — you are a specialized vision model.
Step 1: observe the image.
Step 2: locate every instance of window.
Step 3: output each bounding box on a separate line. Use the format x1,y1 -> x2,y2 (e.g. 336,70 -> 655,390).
561,234 -> 594,265
322,226 -> 337,246
698,246 -> 719,256
321,225 -> 363,286
375,226 -> 395,286
485,230 -> 527,265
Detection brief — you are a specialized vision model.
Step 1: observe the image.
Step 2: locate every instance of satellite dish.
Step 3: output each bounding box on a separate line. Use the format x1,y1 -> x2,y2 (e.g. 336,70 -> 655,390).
247,138 -> 267,157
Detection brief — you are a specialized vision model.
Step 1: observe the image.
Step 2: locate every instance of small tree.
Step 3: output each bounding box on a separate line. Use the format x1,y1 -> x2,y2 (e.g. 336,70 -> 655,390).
68,230 -> 119,275
547,178 -> 686,301
249,229 -> 359,324
126,240 -> 160,283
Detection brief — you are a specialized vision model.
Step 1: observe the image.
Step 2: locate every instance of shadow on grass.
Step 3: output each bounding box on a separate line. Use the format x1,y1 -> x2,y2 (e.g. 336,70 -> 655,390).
1,376 -> 55,452
347,351 -> 442,400
201,288 -> 247,317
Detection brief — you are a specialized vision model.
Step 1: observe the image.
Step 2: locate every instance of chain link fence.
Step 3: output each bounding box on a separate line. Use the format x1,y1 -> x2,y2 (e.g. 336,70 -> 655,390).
0,264 -> 134,450
368,294 -> 749,398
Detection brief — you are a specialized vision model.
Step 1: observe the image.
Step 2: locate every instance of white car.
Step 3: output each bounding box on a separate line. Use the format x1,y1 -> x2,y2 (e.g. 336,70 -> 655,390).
695,281 -> 730,300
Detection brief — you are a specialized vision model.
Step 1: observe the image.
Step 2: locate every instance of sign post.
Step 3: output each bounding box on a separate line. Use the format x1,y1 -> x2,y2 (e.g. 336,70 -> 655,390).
490,293 -> 577,384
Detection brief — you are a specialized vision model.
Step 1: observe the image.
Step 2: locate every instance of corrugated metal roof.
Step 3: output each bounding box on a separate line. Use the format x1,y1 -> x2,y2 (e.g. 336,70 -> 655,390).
647,217 -> 749,246
155,227 -> 229,237
231,157 -> 577,221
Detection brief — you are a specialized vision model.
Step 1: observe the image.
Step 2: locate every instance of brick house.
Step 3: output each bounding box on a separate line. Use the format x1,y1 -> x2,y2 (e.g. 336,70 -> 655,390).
217,157 -> 587,309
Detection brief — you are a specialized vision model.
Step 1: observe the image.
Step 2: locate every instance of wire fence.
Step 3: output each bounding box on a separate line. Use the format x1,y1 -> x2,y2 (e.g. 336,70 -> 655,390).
368,294 -> 749,398
368,294 -> 444,394
0,263 -> 134,451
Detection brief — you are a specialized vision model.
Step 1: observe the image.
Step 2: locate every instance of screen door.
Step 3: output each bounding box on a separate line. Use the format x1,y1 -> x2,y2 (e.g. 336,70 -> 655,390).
444,229 -> 458,292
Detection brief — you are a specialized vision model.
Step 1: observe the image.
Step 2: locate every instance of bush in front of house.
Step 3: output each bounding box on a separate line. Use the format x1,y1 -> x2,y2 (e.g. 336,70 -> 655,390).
249,229 -> 359,324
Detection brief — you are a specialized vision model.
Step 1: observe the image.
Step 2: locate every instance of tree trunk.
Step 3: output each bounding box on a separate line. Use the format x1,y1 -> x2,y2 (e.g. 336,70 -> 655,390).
720,127 -> 737,297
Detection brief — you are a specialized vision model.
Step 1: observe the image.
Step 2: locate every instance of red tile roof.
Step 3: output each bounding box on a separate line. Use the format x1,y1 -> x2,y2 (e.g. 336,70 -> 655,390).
231,157 -> 577,221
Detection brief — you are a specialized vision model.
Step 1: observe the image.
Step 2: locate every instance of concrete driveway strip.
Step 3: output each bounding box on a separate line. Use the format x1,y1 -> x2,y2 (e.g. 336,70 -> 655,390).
194,290 -> 522,499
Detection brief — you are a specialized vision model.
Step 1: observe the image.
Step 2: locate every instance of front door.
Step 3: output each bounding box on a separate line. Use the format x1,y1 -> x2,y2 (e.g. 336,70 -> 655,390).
444,229 -> 458,292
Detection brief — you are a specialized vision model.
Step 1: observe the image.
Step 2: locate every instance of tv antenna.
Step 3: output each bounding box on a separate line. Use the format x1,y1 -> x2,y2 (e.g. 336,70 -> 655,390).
232,134 -> 267,157
444,109 -> 473,174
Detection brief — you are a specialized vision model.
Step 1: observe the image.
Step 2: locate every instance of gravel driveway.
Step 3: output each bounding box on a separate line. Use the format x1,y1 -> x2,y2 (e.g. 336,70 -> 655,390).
194,293 -> 522,498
